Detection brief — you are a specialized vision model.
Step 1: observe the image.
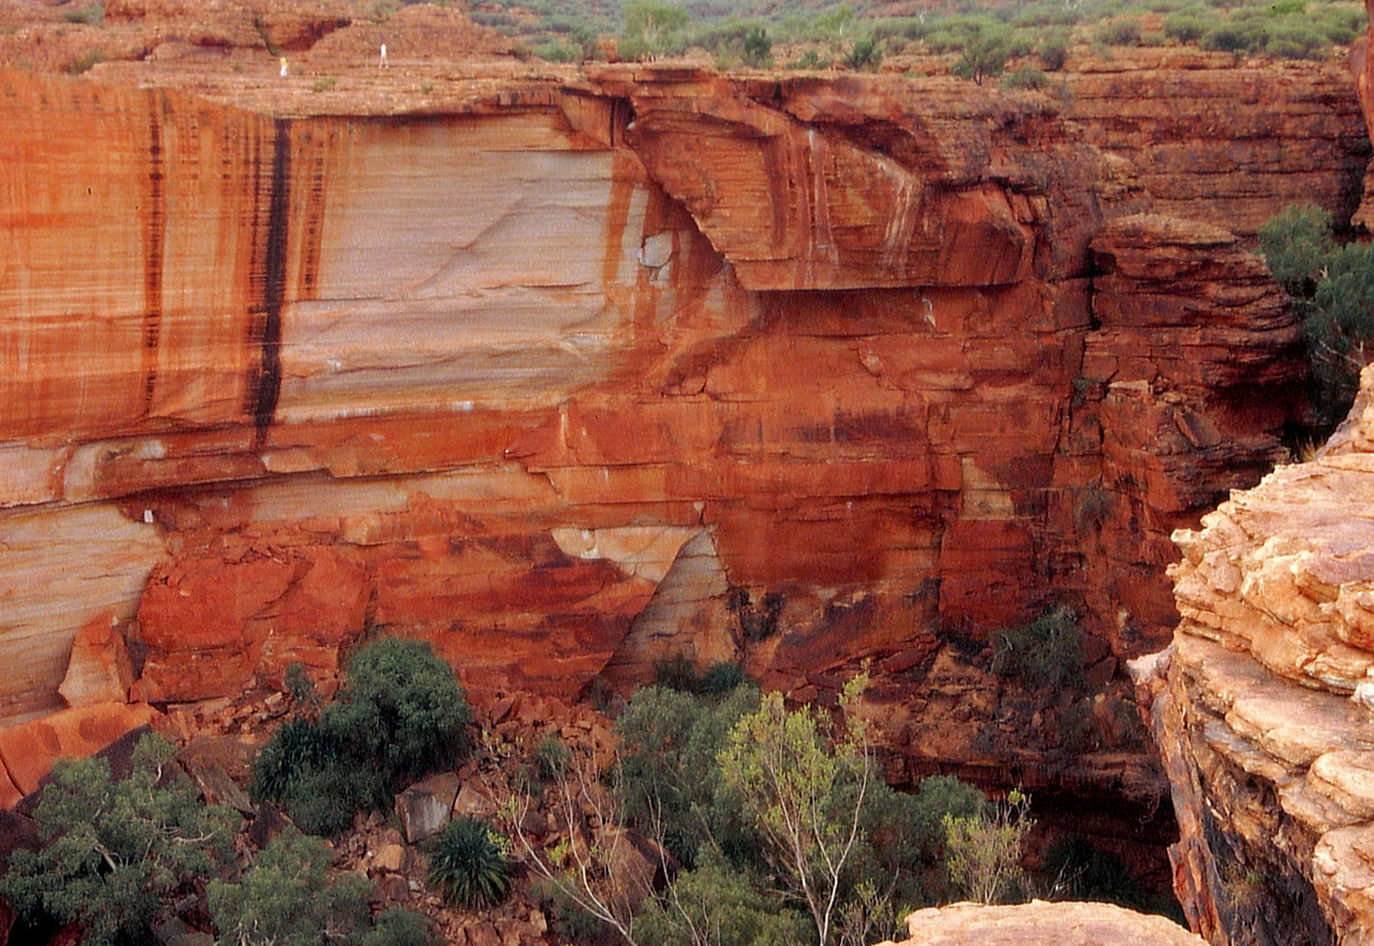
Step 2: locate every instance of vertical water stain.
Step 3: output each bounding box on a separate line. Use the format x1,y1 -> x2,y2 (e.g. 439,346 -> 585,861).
246,118 -> 291,445
294,122 -> 328,303
141,91 -> 165,414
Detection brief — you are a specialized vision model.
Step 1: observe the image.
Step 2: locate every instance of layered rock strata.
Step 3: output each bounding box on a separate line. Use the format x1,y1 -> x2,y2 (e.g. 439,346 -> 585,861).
1144,366 -> 1374,946
0,44 -> 1317,803
1064,52 -> 1371,238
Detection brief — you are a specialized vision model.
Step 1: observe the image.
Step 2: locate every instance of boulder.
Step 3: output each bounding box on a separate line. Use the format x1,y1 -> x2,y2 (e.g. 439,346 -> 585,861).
884,900 -> 1207,946
395,772 -> 461,844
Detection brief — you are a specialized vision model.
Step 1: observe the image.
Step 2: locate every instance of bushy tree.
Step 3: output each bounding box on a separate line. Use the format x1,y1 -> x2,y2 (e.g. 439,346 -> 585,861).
620,0 -> 690,60
0,734 -> 240,946
329,636 -> 473,785
950,28 -> 1010,84
618,684 -> 761,870
208,827 -> 371,946
360,909 -> 433,946
843,34 -> 883,71
990,605 -> 1084,691
1259,203 -> 1374,432
636,854 -> 811,946
252,636 -> 472,835
251,716 -> 386,836
1259,203 -> 1336,297
741,26 -> 772,68
942,789 -> 1033,905
717,677 -> 871,946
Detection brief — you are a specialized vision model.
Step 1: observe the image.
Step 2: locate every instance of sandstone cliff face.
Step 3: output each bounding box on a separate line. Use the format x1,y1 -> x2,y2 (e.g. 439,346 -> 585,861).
1064,51 -> 1371,238
1144,366 -> 1374,946
0,44 -> 1316,805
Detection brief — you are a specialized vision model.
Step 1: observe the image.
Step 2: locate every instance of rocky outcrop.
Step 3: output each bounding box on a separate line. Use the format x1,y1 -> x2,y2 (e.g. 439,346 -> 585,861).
1144,365 -> 1374,946
1064,50 -> 1371,237
1081,214 -> 1304,655
883,900 -> 1209,946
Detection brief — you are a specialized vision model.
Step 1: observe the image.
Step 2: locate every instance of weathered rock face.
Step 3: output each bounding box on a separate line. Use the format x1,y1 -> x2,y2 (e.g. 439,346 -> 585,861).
1144,366 -> 1374,946
0,4 -> 1344,812
1064,51 -> 1371,238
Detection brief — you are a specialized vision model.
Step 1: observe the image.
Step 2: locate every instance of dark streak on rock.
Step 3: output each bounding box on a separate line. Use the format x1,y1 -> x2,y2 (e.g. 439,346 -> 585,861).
295,124 -> 328,302
250,118 -> 291,445
141,91 -> 165,413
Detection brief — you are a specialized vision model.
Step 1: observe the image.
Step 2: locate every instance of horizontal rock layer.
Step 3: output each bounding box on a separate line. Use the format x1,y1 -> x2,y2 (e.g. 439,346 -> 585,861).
1064,52 -> 1371,238
0,50 -> 1319,806
1149,365 -> 1374,946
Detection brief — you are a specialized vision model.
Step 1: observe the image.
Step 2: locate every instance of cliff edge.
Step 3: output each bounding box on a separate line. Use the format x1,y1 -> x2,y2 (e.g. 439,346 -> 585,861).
1146,362 -> 1374,946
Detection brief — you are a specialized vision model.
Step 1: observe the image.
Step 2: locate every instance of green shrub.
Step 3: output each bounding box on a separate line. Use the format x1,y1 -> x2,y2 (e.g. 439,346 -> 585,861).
357,906 -> 431,944
844,34 -> 883,70
253,637 -> 470,834
62,5 -> 103,25
360,908 -> 434,946
951,29 -> 1010,84
533,732 -> 571,781
533,38 -> 582,62
618,684 -> 761,869
1036,28 -> 1071,69
653,652 -> 751,696
427,818 -> 516,910
64,49 -> 106,74
636,855 -> 811,946
700,660 -> 750,695
741,24 -> 772,67
1,735 -> 240,946
329,636 -> 473,785
1264,19 -> 1330,58
943,789 -> 1034,905
1199,19 -> 1266,53
1095,17 -> 1143,45
1162,7 -> 1217,42
990,605 -> 1085,691
250,715 -> 386,836
619,0 -> 690,60
1001,66 -> 1051,90
788,48 -> 832,69
1259,203 -> 1374,434
1259,203 -> 1335,296
209,827 -> 372,946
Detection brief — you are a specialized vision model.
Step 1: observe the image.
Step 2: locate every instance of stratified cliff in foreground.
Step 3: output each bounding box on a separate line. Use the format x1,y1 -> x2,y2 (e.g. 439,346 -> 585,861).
1132,8 -> 1374,944
1143,363 -> 1374,946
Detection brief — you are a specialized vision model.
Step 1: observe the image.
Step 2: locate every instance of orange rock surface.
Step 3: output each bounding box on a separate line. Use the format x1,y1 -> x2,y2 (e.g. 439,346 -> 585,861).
1064,50 -> 1370,238
0,1 -> 1354,803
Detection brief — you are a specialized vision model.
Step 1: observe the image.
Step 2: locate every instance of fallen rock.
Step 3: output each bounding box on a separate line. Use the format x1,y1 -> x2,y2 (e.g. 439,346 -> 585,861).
57,611 -> 135,707
0,702 -> 161,800
395,772 -> 461,844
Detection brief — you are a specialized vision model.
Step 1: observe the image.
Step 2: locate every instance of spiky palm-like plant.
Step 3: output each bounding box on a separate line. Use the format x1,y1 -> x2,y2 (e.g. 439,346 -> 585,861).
428,818 -> 515,910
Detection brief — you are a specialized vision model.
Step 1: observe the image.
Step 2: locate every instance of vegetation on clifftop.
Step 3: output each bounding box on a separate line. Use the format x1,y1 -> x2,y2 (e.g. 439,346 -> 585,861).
447,0 -> 1366,69
1260,203 -> 1374,436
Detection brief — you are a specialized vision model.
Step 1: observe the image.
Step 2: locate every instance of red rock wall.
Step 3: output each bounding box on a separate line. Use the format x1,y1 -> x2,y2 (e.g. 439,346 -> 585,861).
0,66 -> 1306,761
1064,52 -> 1371,237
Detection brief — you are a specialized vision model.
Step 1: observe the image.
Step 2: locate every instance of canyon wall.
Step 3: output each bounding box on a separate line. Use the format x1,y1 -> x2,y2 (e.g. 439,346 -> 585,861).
0,40 -> 1340,805
1063,52 -> 1370,238
1133,10 -> 1374,946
